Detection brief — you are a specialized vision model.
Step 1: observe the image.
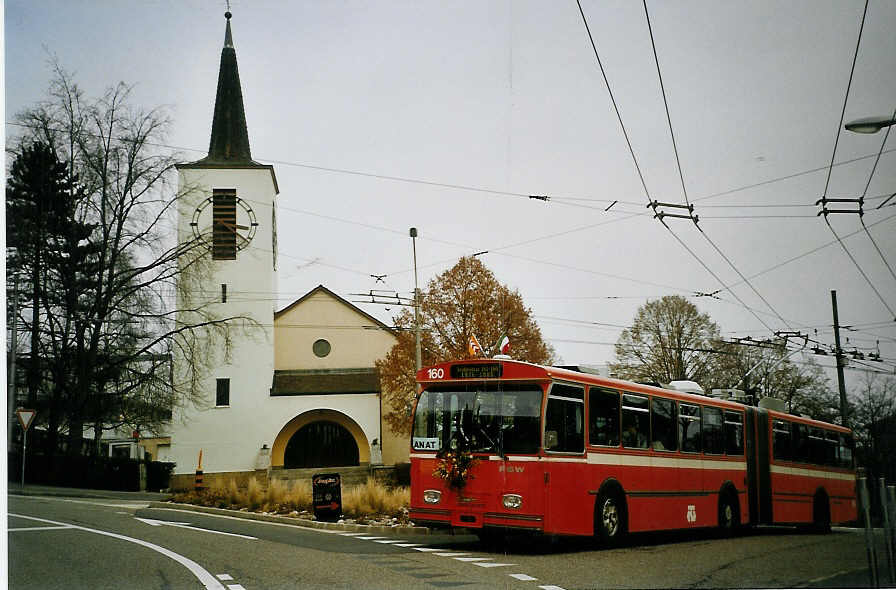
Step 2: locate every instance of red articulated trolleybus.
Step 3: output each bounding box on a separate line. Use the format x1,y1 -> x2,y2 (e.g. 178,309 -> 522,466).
409,359 -> 857,544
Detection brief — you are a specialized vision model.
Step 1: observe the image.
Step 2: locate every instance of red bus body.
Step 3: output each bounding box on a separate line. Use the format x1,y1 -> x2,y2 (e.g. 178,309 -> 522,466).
409,359 -> 857,538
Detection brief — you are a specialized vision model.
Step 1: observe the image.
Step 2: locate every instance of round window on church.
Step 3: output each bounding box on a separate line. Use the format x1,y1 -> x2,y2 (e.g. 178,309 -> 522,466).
312,339 -> 331,358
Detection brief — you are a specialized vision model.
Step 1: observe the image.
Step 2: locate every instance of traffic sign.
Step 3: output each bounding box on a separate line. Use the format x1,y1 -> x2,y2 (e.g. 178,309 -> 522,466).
16,409 -> 36,431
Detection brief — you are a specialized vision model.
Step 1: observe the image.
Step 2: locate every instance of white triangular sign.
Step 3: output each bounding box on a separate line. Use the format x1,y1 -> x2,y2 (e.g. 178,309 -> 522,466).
16,409 -> 36,431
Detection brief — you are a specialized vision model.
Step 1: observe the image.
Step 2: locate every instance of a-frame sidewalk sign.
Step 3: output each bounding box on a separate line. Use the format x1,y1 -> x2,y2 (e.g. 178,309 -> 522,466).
15,408 -> 36,486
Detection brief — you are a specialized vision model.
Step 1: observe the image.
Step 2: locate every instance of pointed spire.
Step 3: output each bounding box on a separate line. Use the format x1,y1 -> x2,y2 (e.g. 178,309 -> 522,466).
203,10 -> 253,164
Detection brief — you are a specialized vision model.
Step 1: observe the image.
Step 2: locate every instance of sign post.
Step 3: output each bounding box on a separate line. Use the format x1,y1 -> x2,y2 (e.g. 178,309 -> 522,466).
16,409 -> 36,488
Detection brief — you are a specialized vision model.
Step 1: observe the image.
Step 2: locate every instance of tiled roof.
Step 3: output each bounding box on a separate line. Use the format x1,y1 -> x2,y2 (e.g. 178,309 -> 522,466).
271,368 -> 382,396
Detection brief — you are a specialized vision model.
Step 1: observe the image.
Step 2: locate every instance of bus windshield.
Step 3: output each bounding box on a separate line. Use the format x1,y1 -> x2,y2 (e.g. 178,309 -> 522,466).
412,384 -> 543,455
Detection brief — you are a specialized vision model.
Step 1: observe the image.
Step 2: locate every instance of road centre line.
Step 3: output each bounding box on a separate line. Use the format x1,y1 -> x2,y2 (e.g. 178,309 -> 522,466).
392,543 -> 424,547
434,552 -> 470,557
474,562 -> 515,568
10,513 -> 226,590
216,574 -> 234,581
373,539 -> 408,543
454,557 -> 491,562
538,585 -> 567,590
413,547 -> 448,552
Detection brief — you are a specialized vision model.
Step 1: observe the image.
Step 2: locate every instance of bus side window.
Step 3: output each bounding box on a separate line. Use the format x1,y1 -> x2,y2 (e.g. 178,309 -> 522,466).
651,397 -> 677,452
839,433 -> 855,469
679,403 -> 701,453
545,384 -> 585,454
772,420 -> 791,461
724,410 -> 744,455
807,427 -> 825,465
824,430 -> 839,466
621,393 -> 649,449
588,387 -> 620,447
792,423 -> 809,463
702,406 -> 724,455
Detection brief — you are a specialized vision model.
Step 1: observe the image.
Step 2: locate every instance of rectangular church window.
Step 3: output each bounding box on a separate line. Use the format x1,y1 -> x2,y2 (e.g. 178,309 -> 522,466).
213,189 -> 237,260
216,378 -> 230,407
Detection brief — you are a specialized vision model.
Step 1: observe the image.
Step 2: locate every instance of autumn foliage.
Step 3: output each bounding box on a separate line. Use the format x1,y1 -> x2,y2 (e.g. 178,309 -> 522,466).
376,257 -> 554,436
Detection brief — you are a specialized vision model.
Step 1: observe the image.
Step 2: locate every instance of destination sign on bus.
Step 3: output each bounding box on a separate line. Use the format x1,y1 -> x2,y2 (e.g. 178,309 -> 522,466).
450,363 -> 503,379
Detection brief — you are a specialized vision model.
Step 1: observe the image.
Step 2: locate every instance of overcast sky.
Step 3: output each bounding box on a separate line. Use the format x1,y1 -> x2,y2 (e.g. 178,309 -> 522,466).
6,0 -> 896,391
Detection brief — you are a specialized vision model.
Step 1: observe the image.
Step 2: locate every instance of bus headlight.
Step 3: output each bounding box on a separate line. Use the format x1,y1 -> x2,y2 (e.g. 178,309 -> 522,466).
502,494 -> 523,510
423,489 -> 442,504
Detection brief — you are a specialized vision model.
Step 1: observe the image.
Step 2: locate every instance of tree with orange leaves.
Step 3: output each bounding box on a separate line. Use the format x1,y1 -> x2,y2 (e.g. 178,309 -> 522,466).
376,256 -> 554,436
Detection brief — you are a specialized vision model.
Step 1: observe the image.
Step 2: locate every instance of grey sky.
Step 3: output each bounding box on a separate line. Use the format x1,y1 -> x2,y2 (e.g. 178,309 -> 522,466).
5,1 -> 895,387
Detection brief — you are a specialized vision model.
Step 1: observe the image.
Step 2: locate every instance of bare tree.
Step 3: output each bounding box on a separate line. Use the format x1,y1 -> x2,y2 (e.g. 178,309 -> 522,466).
376,256 -> 554,435
851,373 -> 896,481
7,63 -> 247,454
610,295 -> 720,385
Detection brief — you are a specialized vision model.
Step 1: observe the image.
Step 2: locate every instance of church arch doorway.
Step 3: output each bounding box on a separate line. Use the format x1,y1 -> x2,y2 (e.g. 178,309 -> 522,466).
271,409 -> 371,469
283,421 -> 359,468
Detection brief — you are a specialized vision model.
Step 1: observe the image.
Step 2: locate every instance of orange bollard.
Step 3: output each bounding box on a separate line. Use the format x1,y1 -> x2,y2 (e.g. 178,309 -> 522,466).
194,449 -> 204,492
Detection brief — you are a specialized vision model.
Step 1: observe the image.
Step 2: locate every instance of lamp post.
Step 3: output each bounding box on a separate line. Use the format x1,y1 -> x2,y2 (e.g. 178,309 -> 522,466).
844,115 -> 896,134
410,228 -> 422,371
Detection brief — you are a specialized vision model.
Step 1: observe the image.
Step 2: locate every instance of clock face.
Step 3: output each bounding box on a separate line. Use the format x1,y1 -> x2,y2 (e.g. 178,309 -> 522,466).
190,192 -> 258,254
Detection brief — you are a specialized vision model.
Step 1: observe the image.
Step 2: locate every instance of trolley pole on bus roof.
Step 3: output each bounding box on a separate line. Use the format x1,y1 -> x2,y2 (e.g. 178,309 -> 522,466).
831,290 -> 849,427
410,228 -> 422,371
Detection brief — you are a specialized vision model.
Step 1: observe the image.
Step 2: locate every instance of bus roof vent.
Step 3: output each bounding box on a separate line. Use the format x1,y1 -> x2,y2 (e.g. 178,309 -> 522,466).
758,397 -> 787,412
711,388 -> 745,400
668,380 -> 705,395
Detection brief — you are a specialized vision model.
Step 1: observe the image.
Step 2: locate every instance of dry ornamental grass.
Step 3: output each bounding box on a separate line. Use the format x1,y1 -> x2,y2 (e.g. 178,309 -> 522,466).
171,477 -> 410,525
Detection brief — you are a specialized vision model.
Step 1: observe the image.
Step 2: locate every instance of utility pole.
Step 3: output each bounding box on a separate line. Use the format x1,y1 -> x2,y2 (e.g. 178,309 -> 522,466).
831,290 -> 849,426
8,275 -> 19,449
410,228 -> 422,371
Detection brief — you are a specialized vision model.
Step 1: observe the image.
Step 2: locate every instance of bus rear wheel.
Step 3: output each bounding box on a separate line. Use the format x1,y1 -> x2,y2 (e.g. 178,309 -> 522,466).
812,493 -> 831,534
595,490 -> 626,547
718,493 -> 739,535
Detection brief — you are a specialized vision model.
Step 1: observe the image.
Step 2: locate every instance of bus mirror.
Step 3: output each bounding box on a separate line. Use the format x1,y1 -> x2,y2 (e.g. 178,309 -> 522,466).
545,430 -> 558,450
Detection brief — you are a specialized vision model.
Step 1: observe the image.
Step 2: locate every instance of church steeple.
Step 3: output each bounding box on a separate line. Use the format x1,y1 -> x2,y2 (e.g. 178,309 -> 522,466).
202,10 -> 253,164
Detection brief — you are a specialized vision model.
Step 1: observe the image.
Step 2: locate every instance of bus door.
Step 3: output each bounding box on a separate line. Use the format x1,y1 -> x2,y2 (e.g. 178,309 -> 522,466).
542,383 -> 589,535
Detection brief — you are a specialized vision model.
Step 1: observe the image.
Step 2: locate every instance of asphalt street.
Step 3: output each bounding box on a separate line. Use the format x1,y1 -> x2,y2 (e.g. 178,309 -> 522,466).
7,489 -> 891,589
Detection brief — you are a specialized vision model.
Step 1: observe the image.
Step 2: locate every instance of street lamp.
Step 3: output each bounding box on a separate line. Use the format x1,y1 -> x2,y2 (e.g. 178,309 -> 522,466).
844,115 -> 896,134
410,228 -> 422,371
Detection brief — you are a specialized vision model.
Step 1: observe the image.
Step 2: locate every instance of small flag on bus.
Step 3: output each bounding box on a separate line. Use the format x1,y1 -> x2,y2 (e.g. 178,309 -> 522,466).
497,333 -> 511,355
468,334 -> 483,357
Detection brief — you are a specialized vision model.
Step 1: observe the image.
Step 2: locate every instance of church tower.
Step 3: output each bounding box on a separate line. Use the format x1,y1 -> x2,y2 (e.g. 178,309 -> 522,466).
170,11 -> 279,480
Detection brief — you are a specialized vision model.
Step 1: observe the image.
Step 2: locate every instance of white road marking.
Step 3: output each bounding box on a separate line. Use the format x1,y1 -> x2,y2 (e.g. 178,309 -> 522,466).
454,557 -> 491,562
8,525 -> 74,532
510,573 -> 538,581
538,585 -> 567,590
354,536 -> 389,540
393,543 -> 424,547
373,539 -> 408,544
10,513 -> 226,590
434,552 -> 470,557
226,585 -> 245,590
135,517 -> 257,540
474,562 -> 515,568
15,496 -> 150,510
413,547 -> 448,552
340,532 -> 365,536
216,574 -> 234,581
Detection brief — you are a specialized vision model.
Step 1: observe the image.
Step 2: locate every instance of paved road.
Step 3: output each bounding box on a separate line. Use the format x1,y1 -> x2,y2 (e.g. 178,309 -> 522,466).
7,492 -> 886,589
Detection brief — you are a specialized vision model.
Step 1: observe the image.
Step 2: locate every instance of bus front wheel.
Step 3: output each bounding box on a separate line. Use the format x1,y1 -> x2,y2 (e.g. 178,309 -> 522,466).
595,490 -> 626,546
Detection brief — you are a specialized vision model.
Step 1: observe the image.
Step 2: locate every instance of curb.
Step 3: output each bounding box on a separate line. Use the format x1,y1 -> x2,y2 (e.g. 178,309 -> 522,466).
9,487 -> 172,502
148,501 -> 431,535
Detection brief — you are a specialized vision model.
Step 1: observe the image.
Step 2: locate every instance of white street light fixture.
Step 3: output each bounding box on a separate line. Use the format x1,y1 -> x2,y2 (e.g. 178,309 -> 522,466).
844,115 -> 896,134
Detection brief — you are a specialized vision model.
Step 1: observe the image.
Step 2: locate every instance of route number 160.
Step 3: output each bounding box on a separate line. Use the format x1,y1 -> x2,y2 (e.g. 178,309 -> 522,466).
427,368 -> 445,379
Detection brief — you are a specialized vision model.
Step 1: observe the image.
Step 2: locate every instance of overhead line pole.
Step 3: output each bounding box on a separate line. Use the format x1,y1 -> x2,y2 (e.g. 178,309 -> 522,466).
831,290 -> 849,426
410,228 -> 422,371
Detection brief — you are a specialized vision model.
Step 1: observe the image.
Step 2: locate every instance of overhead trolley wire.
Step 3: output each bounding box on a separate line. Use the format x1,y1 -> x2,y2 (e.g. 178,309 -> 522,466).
639,0 -> 792,331
818,0 -> 895,321
857,106 -> 896,285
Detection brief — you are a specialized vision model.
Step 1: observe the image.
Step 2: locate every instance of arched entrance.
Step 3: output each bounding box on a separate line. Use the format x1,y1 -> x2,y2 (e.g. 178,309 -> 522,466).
271,409 -> 371,469
284,420 -> 359,468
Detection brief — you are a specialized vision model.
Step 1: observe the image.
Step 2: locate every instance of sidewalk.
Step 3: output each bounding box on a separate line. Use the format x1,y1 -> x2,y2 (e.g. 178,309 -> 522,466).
7,482 -> 172,502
